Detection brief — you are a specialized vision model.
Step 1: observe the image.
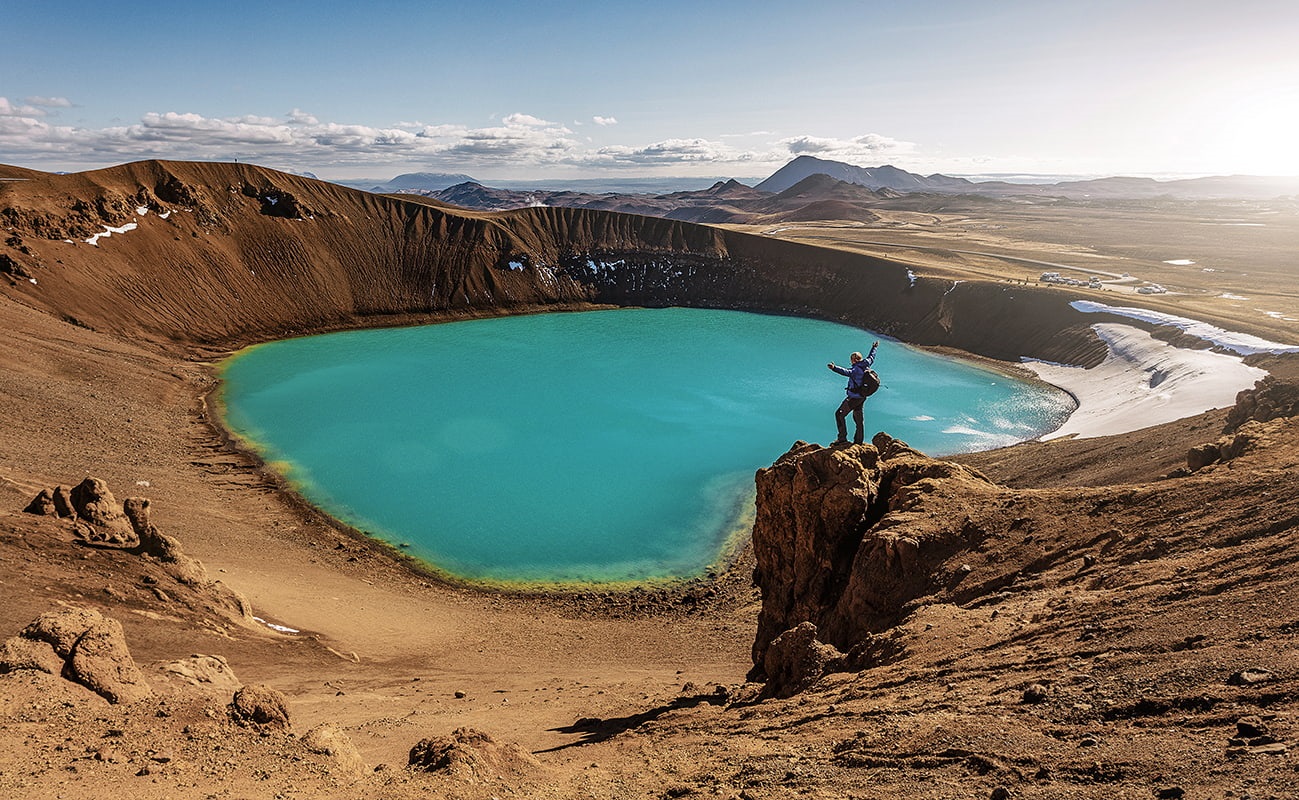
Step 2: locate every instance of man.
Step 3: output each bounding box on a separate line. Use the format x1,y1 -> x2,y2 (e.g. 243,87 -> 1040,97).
827,340 -> 879,445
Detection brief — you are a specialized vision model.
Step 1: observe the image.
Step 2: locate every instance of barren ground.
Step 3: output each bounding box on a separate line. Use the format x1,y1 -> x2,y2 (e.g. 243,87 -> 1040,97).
2,190 -> 1297,799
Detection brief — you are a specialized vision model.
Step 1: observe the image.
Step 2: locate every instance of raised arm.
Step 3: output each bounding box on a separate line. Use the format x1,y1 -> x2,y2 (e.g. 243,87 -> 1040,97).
862,340 -> 879,368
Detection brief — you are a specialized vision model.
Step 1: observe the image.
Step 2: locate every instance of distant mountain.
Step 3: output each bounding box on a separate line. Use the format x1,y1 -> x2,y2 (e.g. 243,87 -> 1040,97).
756,155 -> 974,194
422,180 -> 773,217
419,174 -> 885,225
1014,173 -> 1299,199
757,155 -> 1299,200
389,160 -> 1299,224
371,171 -> 478,193
772,173 -> 883,202
431,182 -> 541,211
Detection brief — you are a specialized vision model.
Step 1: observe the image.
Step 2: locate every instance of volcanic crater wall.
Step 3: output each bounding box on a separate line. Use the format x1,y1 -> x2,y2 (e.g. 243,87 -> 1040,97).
1,160 -> 1106,366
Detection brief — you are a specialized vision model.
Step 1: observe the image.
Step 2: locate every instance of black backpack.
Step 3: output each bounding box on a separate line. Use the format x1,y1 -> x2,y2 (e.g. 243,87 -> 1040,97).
856,368 -> 880,397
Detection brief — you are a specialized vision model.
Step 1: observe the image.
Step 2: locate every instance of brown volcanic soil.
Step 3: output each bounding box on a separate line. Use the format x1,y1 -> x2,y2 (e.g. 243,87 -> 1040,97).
2,161 -> 1298,799
728,193 -> 1299,346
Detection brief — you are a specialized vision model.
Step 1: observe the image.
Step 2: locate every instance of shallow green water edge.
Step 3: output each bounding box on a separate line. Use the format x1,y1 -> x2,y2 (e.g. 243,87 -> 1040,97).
211,307 -> 1075,591
212,335 -> 762,594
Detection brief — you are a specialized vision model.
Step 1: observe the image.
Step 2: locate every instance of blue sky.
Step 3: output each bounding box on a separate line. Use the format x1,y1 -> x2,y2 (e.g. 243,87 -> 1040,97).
3,0 -> 1297,181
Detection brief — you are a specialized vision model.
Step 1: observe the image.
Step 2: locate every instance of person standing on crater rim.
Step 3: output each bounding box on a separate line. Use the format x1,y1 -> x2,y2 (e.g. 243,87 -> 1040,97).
827,340 -> 879,446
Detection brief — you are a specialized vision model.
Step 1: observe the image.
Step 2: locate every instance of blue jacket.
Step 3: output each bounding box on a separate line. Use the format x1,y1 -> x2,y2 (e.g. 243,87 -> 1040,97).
830,343 -> 878,398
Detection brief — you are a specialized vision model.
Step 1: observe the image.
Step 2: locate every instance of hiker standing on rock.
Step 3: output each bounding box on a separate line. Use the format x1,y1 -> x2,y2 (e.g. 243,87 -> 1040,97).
827,340 -> 879,446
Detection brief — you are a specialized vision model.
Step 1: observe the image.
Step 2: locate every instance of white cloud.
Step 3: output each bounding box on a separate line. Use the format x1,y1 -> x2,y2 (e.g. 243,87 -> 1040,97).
25,96 -> 73,109
500,113 -> 555,128
0,98 -> 924,177
778,133 -> 917,161
592,138 -> 743,166
0,97 -> 47,117
128,112 -> 296,145
286,108 -> 319,125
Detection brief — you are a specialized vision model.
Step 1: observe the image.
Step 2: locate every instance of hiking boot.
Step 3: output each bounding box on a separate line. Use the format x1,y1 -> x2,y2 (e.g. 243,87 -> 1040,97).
831,438 -> 848,446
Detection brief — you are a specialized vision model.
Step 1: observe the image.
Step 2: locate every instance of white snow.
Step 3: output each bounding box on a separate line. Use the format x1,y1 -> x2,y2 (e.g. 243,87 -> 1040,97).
253,616 -> 299,634
159,210 -> 172,219
1070,300 -> 1299,356
1163,259 -> 1195,265
84,222 -> 138,246
1024,323 -> 1268,440
907,269 -> 917,287
1219,293 -> 1248,301
136,205 -> 149,216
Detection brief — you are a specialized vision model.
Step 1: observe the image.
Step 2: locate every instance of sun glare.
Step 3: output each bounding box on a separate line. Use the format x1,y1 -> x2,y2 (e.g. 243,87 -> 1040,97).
1183,71 -> 1299,176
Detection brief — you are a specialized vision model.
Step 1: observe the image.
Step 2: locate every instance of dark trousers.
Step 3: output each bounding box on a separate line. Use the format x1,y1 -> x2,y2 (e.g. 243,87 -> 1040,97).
835,396 -> 866,443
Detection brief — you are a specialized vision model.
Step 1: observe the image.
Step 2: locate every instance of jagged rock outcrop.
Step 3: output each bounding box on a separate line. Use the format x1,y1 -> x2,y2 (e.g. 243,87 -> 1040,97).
0,252 -> 33,279
1186,419 -> 1280,472
1187,377 -> 1299,472
0,607 -> 152,704
23,478 -> 255,623
761,622 -> 845,699
408,727 -> 543,782
26,477 -> 140,547
750,434 -> 1004,674
1226,375 -> 1299,431
122,496 -> 211,586
69,477 -> 139,547
241,182 -> 309,219
229,684 -> 292,731
1,160 -> 1109,368
23,488 -> 57,515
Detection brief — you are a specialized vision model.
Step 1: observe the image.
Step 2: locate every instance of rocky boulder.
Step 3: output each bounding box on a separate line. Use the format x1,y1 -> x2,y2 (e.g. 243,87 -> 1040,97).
1186,418 -> 1288,472
0,252 -> 34,279
123,496 -> 209,586
160,654 -> 242,691
23,478 -> 256,624
761,622 -> 844,699
409,727 -> 543,782
0,607 -> 152,704
750,435 -> 1004,673
23,488 -> 57,515
69,477 -> 140,547
229,684 -> 292,731
1226,376 -> 1299,431
303,724 -> 368,776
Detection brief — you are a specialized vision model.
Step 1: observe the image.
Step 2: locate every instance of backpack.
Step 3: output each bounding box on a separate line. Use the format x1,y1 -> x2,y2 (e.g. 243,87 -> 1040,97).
857,368 -> 880,397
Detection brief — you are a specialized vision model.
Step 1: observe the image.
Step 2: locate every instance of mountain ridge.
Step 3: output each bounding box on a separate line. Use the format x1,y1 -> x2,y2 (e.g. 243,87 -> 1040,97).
2,157 -> 1298,799
0,158 -> 1108,368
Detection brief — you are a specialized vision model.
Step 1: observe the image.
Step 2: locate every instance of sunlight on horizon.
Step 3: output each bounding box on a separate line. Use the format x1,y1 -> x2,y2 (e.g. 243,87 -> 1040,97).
1155,67 -> 1299,177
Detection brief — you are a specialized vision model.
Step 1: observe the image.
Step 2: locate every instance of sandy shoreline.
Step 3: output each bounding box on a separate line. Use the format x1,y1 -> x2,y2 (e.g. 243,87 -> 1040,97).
5,161 -> 1299,797
205,306 -> 1290,585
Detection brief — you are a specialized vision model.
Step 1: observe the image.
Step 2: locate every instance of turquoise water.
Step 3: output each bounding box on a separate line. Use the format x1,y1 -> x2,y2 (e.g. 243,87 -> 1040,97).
219,308 -> 1073,584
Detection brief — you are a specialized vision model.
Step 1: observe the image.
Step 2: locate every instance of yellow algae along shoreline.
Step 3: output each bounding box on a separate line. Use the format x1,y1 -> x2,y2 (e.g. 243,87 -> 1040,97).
210,312 -> 764,597
4,160 -> 1299,798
